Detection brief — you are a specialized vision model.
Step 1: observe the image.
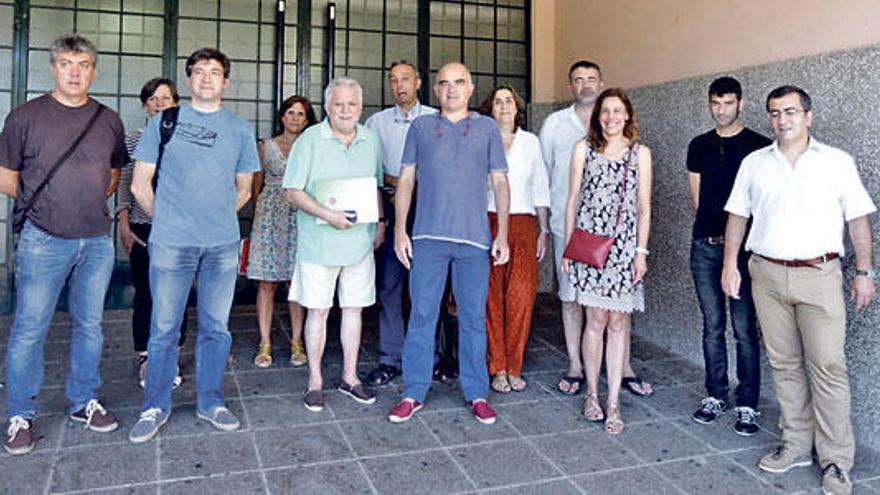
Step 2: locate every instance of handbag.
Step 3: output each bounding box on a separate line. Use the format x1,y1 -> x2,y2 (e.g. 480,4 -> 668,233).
563,145 -> 634,269
12,104 -> 106,232
238,238 -> 250,276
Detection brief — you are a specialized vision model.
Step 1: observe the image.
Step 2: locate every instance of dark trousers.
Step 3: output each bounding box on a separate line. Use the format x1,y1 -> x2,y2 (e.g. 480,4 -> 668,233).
690,238 -> 760,408
130,223 -> 187,353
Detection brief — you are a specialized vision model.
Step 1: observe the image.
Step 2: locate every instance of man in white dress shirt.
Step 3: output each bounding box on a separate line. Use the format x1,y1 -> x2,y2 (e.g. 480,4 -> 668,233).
722,85 -> 875,495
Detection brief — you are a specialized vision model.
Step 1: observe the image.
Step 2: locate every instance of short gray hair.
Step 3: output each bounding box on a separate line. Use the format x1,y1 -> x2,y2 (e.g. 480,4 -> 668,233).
49,34 -> 98,66
323,77 -> 363,107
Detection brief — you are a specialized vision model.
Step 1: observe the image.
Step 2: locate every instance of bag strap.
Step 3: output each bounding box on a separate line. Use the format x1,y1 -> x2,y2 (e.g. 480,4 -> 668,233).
16,103 -> 106,225
152,105 -> 180,190
611,144 -> 635,232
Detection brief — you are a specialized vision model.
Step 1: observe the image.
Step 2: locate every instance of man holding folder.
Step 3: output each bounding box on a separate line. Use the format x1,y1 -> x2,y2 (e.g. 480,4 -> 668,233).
284,77 -> 384,412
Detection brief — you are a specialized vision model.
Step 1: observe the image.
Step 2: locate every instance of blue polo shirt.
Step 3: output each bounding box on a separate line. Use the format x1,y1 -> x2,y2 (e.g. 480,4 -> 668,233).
401,112 -> 508,250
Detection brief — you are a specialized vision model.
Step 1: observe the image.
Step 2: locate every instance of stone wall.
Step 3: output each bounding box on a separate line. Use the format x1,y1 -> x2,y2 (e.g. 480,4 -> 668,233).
529,44 -> 880,452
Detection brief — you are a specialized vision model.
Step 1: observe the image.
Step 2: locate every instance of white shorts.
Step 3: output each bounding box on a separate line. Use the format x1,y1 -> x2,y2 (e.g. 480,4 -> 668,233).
553,233 -> 576,302
288,254 -> 376,309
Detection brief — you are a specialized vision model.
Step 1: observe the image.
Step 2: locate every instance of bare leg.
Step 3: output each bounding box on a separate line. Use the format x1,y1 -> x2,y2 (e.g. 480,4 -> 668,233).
304,307 -> 330,390
256,281 -> 277,345
339,307 -> 364,386
605,312 -> 630,406
583,307 -> 609,397
559,301 -> 585,392
289,301 -> 305,343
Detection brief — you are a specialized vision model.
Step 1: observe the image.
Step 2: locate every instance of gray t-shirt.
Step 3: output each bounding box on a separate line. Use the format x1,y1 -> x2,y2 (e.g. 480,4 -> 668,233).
132,104 -> 260,247
0,94 -> 128,238
401,112 -> 507,249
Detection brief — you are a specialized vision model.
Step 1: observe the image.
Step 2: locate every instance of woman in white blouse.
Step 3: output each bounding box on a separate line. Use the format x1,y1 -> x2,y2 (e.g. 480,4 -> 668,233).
479,86 -> 551,393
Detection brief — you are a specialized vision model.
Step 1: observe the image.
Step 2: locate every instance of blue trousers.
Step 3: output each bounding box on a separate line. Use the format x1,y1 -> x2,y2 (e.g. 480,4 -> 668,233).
6,221 -> 114,419
690,239 -> 760,408
402,239 -> 489,402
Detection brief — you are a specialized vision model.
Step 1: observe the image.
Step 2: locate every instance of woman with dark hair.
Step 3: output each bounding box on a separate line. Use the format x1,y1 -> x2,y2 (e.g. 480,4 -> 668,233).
118,77 -> 185,388
478,86 -> 550,393
561,87 -> 653,434
248,95 -> 318,368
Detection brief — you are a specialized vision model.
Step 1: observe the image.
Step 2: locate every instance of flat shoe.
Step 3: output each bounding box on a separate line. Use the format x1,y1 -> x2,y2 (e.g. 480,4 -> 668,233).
491,372 -> 511,394
604,402 -> 624,435
557,374 -> 584,395
582,394 -> 605,422
621,375 -> 653,397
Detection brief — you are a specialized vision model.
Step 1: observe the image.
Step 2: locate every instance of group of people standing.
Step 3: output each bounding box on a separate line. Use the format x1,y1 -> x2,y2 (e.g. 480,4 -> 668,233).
0,32 -> 875,495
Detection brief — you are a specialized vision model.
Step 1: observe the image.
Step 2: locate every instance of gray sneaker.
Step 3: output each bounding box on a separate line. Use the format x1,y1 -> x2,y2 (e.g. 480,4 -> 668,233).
129,408 -> 168,443
821,463 -> 852,495
196,406 -> 240,431
758,445 -> 813,473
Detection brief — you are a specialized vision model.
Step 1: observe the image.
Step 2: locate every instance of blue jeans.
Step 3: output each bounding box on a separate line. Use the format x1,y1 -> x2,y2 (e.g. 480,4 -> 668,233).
402,239 -> 489,402
143,242 -> 238,415
690,239 -> 760,408
6,221 -> 114,419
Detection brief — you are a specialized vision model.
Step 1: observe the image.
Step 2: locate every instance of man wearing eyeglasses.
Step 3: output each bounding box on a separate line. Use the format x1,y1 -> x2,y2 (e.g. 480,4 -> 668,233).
722,85 -> 875,495
388,62 -> 509,425
686,77 -> 770,436
364,60 -> 438,387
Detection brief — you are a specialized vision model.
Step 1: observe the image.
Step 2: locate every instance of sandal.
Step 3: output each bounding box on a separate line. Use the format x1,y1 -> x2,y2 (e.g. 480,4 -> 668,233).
604,402 -> 624,435
557,374 -> 585,395
508,375 -> 526,392
290,340 -> 307,367
622,375 -> 654,397
582,394 -> 605,422
491,371 -> 511,394
254,343 -> 273,368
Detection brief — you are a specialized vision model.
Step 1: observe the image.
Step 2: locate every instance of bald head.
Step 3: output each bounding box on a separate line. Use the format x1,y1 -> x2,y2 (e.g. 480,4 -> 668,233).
434,62 -> 474,115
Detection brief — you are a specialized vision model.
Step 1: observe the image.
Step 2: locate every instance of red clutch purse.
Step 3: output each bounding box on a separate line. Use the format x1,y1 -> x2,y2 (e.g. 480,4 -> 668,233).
239,238 -> 250,276
563,229 -> 614,269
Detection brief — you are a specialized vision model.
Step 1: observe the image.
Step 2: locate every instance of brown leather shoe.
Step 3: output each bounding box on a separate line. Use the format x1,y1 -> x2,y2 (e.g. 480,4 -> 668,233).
5,416 -> 35,455
70,399 -> 119,432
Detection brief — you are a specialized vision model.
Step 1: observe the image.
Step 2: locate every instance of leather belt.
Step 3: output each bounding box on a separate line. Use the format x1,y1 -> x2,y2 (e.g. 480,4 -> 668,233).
757,252 -> 839,268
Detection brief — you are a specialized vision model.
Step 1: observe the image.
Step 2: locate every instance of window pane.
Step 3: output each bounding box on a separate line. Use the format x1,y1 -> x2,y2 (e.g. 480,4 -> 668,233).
220,22 -> 259,60
348,31 -> 382,68
122,15 -> 164,55
498,7 -> 525,41
259,62 -> 274,100
29,9 -> 75,48
260,25 -> 276,60
347,0 -> 383,30
180,0 -> 218,18
0,49 -> 10,89
498,41 -> 526,75
27,50 -> 54,92
430,2 -> 461,36
282,63 -> 297,97
0,5 -> 14,44
430,38 -> 460,70
77,0 -> 121,10
77,12 -> 121,52
220,0 -> 259,22
31,0 -> 75,7
464,4 -> 494,38
226,62 -> 258,100
385,35 -> 417,68
344,67 -> 382,107
119,95 -> 147,134
178,19 -> 219,56
284,26 -> 298,64
120,56 -> 164,94
464,39 -> 494,74
90,55 -> 120,94
387,0 -> 417,33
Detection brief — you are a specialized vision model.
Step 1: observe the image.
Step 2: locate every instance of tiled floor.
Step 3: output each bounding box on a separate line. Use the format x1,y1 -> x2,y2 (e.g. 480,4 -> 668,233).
1,294 -> 879,494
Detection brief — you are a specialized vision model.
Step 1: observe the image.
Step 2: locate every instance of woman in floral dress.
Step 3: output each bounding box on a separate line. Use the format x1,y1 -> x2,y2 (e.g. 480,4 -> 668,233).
561,88 -> 653,434
249,95 -> 318,367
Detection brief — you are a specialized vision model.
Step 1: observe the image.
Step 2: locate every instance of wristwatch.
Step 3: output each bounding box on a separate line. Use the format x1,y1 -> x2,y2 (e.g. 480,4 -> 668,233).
855,269 -> 876,280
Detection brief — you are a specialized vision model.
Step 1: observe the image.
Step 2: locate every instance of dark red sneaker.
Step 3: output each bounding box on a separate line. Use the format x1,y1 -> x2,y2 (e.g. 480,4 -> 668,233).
70,399 -> 119,433
5,416 -> 35,455
388,399 -> 422,423
469,399 -> 496,425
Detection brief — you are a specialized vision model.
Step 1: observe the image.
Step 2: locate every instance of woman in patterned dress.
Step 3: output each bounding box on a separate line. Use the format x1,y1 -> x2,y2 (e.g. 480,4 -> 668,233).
561,88 -> 653,434
249,96 -> 318,368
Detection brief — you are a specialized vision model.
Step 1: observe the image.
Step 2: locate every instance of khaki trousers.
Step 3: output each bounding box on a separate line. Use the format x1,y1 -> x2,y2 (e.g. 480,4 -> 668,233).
748,255 -> 853,470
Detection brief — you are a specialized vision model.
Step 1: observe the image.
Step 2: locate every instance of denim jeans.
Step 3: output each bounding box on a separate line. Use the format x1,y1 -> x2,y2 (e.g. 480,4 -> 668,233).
690,238 -> 760,408
143,242 -> 238,415
402,239 -> 489,402
376,195 -> 407,367
6,220 -> 114,419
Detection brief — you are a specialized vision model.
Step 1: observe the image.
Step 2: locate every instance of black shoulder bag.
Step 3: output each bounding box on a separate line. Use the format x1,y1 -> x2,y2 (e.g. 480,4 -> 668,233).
12,104 -> 106,232
151,105 -> 181,190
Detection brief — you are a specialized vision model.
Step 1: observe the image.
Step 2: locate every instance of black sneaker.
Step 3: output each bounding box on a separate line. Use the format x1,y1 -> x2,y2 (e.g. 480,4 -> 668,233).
692,397 -> 727,424
733,406 -> 761,436
365,364 -> 400,386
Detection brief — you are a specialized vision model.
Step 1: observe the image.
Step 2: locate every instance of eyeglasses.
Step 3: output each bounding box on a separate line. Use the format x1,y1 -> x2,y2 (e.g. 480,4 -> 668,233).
768,108 -> 805,120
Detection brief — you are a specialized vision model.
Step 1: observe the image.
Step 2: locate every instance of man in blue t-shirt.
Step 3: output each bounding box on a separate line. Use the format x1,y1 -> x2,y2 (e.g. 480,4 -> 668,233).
127,48 -> 260,443
388,62 -> 510,425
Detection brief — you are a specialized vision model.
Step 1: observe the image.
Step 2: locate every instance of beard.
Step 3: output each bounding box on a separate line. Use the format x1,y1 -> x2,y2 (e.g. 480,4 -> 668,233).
576,89 -> 598,107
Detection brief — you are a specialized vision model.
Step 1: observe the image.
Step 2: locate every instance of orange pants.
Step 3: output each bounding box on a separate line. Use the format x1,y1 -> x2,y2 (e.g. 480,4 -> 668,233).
486,213 -> 539,377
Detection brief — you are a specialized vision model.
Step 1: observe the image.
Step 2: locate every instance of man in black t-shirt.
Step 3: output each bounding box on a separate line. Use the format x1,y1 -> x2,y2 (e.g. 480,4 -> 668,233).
686,77 -> 771,436
0,34 -> 128,455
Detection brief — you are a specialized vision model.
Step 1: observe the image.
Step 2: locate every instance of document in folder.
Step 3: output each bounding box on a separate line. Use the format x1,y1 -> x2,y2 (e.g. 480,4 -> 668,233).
314,176 -> 379,225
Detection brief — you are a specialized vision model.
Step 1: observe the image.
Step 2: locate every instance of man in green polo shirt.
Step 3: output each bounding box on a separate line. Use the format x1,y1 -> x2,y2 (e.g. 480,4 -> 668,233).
283,77 -> 384,413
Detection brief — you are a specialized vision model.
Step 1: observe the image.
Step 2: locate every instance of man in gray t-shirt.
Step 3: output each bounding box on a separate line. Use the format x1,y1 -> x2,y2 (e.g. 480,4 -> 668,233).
128,48 -> 259,444
0,34 -> 127,455
387,62 -> 510,426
